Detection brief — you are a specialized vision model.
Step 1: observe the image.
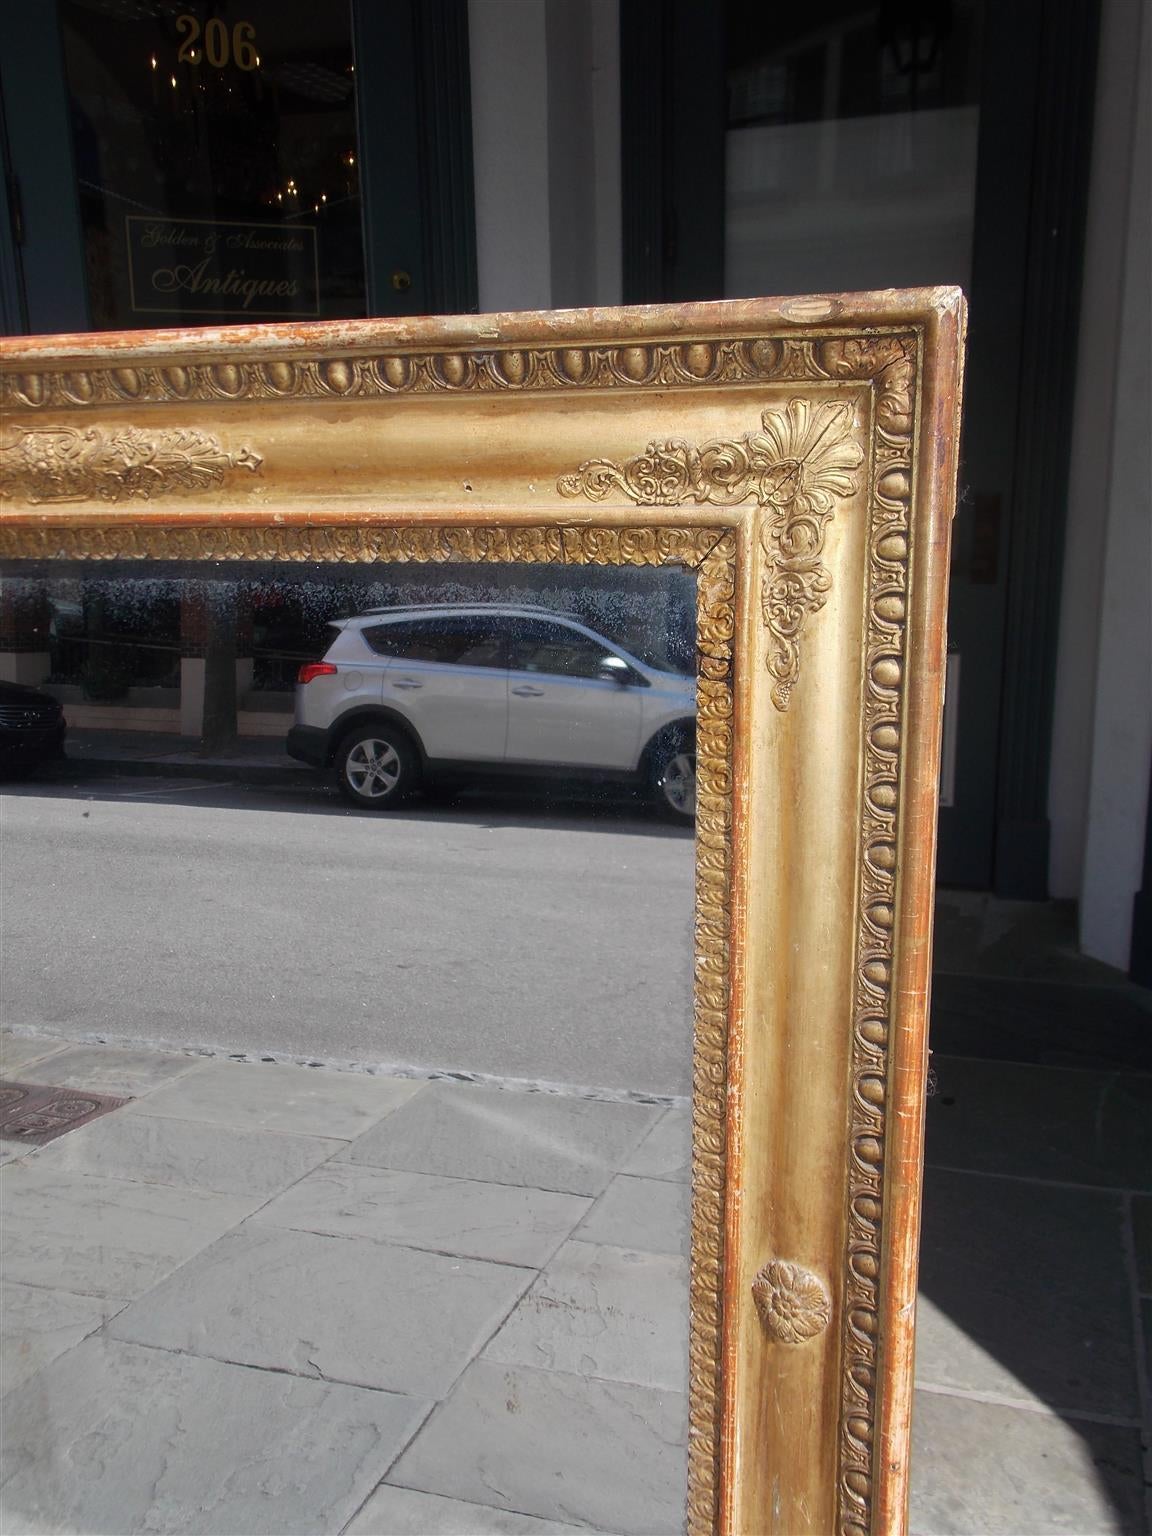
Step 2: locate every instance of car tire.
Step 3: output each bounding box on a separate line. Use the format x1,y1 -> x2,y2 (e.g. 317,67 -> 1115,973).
648,726 -> 696,823
333,722 -> 418,809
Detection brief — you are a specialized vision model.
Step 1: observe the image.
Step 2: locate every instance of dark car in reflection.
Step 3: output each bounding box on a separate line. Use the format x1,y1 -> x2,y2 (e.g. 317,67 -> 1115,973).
0,681 -> 66,774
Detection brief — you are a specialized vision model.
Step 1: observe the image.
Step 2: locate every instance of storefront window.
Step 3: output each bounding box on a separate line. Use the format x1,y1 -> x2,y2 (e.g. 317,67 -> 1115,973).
59,0 -> 365,328
725,0 -> 983,296
46,579 -> 180,699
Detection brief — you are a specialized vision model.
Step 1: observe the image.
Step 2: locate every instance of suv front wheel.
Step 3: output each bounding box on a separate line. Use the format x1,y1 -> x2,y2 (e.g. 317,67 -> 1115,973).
648,727 -> 696,823
333,723 -> 417,809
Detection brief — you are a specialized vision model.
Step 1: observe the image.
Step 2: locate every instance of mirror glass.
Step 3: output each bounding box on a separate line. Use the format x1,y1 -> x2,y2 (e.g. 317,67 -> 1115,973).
0,557 -> 696,1535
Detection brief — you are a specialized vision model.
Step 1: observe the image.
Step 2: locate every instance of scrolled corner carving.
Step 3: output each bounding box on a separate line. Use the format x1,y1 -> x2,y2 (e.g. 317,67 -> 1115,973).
754,397 -> 864,709
557,397 -> 863,709
555,397 -> 858,511
752,1259 -> 832,1344
0,425 -> 263,505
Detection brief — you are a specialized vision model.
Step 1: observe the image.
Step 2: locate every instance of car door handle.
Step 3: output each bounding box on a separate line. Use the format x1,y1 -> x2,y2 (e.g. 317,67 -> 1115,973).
511,685 -> 545,697
391,679 -> 424,690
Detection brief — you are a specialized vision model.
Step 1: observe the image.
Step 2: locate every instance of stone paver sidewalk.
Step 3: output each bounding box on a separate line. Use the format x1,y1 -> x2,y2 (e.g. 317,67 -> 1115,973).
0,1036 -> 690,1536
4,1022 -> 1150,1536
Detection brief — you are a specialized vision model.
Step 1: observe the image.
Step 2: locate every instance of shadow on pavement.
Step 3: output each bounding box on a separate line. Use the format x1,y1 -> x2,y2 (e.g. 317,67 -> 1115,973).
2,760 -> 695,841
912,904 -> 1152,1534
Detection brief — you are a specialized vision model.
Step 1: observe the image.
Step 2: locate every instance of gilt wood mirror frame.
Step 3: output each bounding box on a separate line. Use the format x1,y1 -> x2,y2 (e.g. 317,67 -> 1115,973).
0,290 -> 966,1536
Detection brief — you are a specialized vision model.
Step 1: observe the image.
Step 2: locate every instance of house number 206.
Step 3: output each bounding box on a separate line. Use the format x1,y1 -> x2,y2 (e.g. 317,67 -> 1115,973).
176,15 -> 259,71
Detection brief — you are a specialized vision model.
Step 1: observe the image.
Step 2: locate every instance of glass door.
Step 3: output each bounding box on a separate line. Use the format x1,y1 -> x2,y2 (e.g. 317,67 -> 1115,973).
60,0 -> 366,328
722,3 -> 988,889
0,0 -> 476,335
623,0 -> 1098,894
724,2 -> 983,298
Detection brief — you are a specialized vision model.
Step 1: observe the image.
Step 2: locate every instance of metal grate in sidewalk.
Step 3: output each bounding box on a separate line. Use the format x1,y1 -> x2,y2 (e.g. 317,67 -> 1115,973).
0,1080 -> 128,1146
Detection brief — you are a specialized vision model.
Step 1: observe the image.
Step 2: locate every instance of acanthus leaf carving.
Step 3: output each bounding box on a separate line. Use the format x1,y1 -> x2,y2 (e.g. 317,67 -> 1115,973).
558,398 -> 863,708
819,334 -> 914,437
755,398 -> 864,708
0,426 -> 263,504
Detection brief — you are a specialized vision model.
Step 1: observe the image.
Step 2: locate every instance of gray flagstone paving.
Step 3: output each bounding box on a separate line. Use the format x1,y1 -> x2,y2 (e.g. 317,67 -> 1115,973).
31,1111 -> 345,1197
256,1160 -> 591,1266
0,1034 -> 69,1077
908,1389 -> 1146,1535
127,1058 -> 423,1139
484,1240 -> 689,1392
0,1162 -> 259,1298
108,1223 -> 537,1398
344,1485 -> 598,1535
1,1037 -> 1147,1536
573,1172 -> 690,1255
0,1337 -> 430,1536
338,1079 -> 662,1195
389,1358 -> 688,1535
19,1042 -> 204,1098
619,1107 -> 691,1182
916,1169 -> 1141,1418
0,1281 -> 123,1397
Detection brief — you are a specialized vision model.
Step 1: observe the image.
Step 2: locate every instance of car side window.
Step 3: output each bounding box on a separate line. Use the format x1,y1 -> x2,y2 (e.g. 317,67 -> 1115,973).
363,618 -> 506,667
506,620 -> 616,680
362,622 -> 416,657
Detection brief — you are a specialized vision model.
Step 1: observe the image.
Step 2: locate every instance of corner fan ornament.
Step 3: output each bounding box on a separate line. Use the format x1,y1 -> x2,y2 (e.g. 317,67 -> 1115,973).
559,397 -> 863,708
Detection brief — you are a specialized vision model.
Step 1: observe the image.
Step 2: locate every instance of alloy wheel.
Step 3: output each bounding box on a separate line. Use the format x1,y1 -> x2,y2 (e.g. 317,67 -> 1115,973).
345,737 -> 402,800
661,750 -> 696,816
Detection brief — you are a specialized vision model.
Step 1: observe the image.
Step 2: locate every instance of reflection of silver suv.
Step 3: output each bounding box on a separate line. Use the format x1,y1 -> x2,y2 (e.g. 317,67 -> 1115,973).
286,605 -> 696,820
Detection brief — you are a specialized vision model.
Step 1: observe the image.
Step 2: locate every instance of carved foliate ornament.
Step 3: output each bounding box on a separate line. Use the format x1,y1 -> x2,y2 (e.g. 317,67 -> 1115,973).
755,398 -> 864,707
0,426 -> 262,504
558,398 -> 863,708
556,397 -> 860,512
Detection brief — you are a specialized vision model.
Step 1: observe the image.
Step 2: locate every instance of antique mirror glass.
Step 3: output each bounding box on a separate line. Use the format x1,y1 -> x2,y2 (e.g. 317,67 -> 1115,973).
1,556 -> 697,1532
0,293 -> 965,1536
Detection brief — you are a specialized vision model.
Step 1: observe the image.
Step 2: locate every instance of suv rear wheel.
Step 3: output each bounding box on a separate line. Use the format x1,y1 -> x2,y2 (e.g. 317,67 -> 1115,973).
648,727 -> 696,823
334,723 -> 417,809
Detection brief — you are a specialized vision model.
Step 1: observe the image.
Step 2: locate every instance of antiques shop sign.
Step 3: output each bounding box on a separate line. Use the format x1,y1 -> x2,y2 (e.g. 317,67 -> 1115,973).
126,217 -> 319,319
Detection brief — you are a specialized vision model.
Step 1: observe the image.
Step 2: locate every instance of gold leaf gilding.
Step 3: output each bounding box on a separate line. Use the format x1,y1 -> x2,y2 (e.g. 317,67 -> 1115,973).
558,398 -> 863,708
0,426 -> 262,504
0,322 -> 924,1536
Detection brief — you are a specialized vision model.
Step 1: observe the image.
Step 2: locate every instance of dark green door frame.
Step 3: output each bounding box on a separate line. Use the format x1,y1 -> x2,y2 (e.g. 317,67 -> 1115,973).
0,0 -> 89,335
354,0 -> 477,318
985,0 -> 1100,897
621,0 -> 724,306
621,0 -> 1101,896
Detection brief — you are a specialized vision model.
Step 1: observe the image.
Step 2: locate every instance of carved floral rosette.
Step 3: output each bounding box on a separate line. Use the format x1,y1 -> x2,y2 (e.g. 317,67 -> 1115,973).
752,1260 -> 833,1343
0,323 -> 923,1536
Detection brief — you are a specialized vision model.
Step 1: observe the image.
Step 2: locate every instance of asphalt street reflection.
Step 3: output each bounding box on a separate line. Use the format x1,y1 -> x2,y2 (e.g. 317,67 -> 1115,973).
2,774 -> 695,1096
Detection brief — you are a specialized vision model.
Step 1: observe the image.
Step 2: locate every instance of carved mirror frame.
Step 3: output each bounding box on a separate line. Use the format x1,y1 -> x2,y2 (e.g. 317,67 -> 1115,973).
0,291 -> 965,1536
